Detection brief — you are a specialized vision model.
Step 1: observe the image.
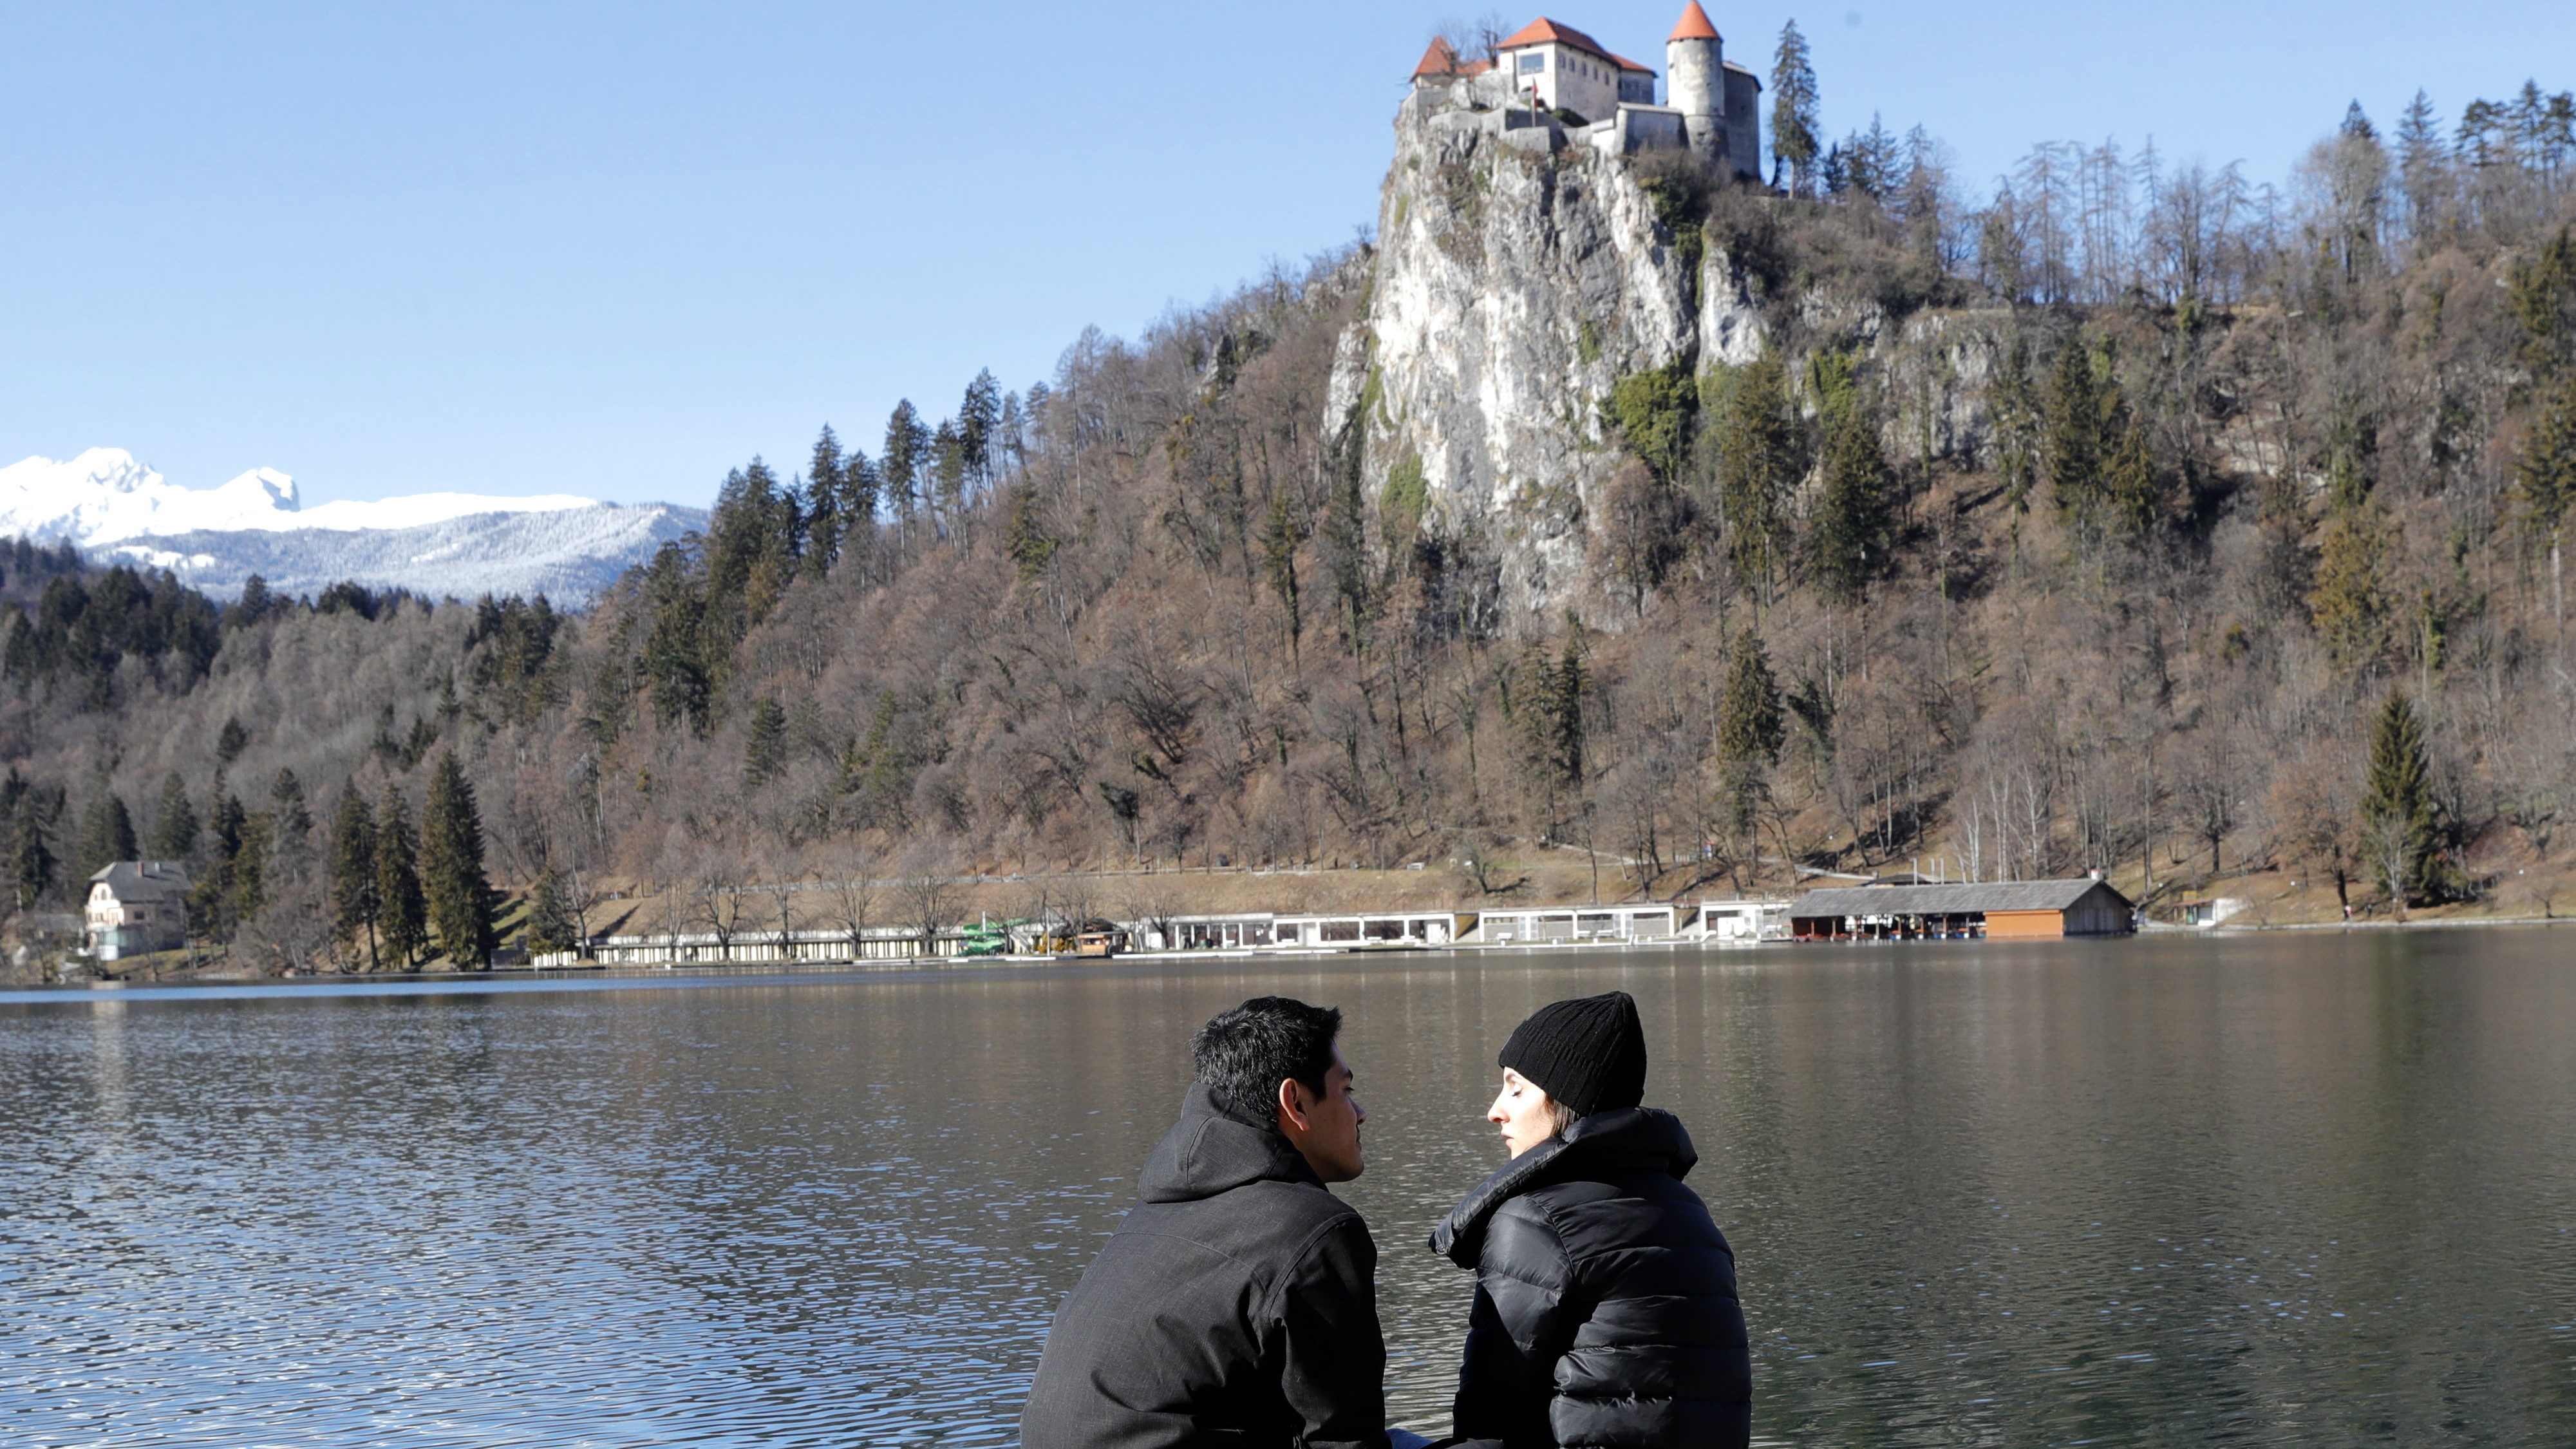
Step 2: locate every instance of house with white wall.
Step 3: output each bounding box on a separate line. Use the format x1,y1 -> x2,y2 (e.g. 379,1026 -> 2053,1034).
1492,17 -> 1657,123
85,860 -> 191,960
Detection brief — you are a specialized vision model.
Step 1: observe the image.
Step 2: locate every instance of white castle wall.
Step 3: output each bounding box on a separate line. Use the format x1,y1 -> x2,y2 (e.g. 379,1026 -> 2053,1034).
1501,41 -> 1624,124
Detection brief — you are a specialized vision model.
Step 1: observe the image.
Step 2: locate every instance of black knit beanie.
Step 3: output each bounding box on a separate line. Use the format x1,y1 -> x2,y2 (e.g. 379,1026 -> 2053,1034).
1498,990 -> 1647,1116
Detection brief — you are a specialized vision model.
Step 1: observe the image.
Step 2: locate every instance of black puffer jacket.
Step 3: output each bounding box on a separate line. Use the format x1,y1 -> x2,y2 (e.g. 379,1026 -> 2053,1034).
1428,1108 -> 1749,1449
1020,1083 -> 1388,1449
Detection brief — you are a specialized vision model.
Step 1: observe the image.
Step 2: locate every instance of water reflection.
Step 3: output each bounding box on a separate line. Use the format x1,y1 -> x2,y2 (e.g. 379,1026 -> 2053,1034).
4,930 -> 2574,1444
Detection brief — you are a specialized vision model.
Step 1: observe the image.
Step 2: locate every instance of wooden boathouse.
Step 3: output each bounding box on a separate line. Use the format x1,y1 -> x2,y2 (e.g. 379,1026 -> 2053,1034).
1789,877 -> 2136,941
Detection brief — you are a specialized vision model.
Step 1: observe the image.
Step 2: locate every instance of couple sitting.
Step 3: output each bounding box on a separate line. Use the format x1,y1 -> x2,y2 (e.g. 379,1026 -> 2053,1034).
1022,991 -> 1751,1449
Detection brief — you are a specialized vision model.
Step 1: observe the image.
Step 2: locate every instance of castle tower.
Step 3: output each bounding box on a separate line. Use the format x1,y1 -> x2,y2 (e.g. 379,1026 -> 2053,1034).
1665,1 -> 1724,165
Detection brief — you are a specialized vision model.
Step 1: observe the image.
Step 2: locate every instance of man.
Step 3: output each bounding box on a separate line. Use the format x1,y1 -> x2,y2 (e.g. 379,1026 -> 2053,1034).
1022,995 -> 1390,1449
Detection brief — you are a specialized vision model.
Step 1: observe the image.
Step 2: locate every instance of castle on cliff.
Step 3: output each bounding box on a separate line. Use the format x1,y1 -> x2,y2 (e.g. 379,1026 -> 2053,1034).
1409,3 -> 1762,180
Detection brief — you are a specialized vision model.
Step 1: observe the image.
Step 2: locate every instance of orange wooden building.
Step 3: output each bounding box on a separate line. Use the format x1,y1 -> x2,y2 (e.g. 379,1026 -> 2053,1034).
1788,878 -> 2136,942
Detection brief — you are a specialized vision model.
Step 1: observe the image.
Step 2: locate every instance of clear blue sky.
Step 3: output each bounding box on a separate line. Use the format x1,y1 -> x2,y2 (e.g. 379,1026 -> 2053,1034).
3,0 -> 2568,509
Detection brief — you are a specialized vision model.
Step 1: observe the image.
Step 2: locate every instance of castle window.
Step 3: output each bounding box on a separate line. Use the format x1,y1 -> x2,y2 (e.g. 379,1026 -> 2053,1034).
1517,51 -> 1544,74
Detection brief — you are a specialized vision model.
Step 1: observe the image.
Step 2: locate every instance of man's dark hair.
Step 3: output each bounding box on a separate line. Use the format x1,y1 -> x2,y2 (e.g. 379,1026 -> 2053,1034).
1192,996 -> 1343,1125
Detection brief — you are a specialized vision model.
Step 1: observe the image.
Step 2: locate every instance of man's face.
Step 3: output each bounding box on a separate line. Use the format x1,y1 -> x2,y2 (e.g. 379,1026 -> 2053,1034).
1280,1045 -> 1366,1183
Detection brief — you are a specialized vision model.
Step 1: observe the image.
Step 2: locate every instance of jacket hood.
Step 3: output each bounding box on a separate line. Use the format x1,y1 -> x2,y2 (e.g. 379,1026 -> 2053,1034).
1138,1082 -> 1325,1203
1428,1106 -> 1697,1266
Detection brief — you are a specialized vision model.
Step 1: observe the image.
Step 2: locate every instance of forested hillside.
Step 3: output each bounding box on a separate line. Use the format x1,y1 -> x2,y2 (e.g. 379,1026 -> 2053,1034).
6,61 -> 2575,971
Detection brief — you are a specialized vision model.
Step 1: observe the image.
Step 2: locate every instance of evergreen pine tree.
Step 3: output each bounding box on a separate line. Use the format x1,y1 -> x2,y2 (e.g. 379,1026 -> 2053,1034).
75,787 -> 138,884
1713,350 -> 1803,593
997,390 -> 1027,478
231,574 -> 274,628
959,369 -> 1002,495
269,769 -> 312,843
743,699 -> 789,790
192,789 -> 249,938
882,401 -> 926,520
525,866 -> 579,956
2518,374 -> 2576,603
2044,343 -> 2105,525
2396,90 -> 2449,240
2509,227 -> 2576,380
420,751 -> 496,968
707,457 -> 799,629
931,418 -> 967,529
149,772 -> 198,860
216,715 -> 249,767
802,426 -> 843,582
1769,21 -> 1820,196
1717,630 -> 1786,766
641,542 -> 715,736
2310,455 -> 2394,668
1549,634 -> 1586,791
228,813 -> 271,930
1005,482 -> 1059,581
1524,626 -> 1588,819
12,801 -> 54,911
2360,692 -> 2438,913
329,786 -> 381,971
1716,629 -> 1785,849
841,447 -> 881,531
374,786 -> 428,969
2102,414 -> 2161,538
1810,386 -> 1892,601
1260,484 -> 1304,661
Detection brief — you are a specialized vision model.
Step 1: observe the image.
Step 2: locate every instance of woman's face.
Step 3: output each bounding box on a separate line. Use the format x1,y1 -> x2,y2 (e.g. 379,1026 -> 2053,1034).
1487,1067 -> 1560,1159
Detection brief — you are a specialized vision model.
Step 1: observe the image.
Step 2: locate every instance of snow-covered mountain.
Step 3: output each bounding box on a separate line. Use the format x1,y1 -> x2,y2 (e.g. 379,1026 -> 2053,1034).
0,449 -> 706,603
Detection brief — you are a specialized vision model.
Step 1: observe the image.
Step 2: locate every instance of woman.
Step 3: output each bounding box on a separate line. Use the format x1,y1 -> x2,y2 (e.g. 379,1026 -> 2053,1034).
1428,990 -> 1750,1448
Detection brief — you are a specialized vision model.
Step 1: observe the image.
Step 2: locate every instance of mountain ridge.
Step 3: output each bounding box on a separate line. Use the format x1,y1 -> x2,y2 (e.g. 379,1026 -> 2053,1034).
0,448 -> 704,601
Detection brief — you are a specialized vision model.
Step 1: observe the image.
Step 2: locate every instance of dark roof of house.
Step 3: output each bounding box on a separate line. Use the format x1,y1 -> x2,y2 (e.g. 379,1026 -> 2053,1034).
88,860 -> 191,902
1790,878 -> 2134,917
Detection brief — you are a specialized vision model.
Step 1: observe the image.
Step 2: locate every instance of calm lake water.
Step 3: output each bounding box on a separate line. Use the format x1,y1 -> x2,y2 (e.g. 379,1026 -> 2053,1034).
6,929 -> 2575,1446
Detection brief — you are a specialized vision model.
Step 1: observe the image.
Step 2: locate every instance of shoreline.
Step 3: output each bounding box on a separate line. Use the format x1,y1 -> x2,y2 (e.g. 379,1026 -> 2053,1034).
18,912 -> 2571,994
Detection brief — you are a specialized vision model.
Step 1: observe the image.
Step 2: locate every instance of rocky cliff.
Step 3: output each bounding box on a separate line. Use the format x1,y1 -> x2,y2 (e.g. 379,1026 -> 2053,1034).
1326,80 -> 2004,630
1325,82 -> 1763,629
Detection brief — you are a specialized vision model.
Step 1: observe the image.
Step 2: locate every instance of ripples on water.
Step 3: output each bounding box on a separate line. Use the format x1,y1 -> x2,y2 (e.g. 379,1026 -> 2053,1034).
5,931 -> 2575,1445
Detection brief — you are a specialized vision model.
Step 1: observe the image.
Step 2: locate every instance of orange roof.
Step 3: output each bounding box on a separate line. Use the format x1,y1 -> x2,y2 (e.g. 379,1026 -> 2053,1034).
1496,17 -> 1615,65
1410,35 -> 1493,78
1609,51 -> 1654,73
1669,1 -> 1721,42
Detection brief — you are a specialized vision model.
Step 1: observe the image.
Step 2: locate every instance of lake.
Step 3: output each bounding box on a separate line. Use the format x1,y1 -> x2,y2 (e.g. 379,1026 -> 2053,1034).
5,929 -> 2575,1446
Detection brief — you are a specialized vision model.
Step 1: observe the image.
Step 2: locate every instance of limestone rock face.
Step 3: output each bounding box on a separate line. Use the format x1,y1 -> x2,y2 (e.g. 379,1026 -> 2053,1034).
1330,86 -> 1760,629
1328,86 -> 2011,631
1879,312 -> 2005,471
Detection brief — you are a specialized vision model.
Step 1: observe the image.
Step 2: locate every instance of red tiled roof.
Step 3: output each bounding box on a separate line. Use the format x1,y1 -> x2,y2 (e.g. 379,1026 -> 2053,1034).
1609,51 -> 1654,73
1410,35 -> 1493,78
1496,17 -> 1615,65
1669,1 -> 1720,42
